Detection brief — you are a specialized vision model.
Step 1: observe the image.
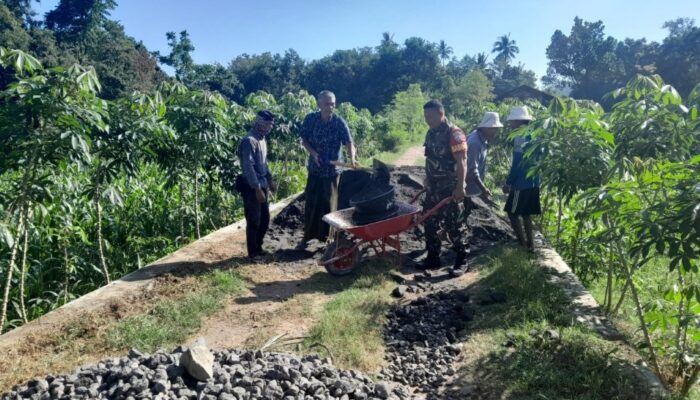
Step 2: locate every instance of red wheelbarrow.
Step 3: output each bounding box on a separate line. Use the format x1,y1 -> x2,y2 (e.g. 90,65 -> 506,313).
319,191 -> 454,275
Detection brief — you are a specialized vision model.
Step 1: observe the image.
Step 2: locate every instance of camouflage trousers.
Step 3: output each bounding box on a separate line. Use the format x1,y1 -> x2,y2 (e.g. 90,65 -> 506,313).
423,181 -> 468,258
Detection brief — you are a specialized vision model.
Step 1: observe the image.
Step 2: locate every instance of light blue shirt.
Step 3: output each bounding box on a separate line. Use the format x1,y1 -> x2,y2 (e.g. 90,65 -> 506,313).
466,130 -> 489,197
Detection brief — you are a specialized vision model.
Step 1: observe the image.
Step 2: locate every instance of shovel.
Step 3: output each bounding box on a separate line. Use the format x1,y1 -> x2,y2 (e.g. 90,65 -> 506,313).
330,160 -> 373,172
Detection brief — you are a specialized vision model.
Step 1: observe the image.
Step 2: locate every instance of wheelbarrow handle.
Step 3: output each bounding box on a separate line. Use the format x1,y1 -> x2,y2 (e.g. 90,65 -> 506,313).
414,196 -> 455,226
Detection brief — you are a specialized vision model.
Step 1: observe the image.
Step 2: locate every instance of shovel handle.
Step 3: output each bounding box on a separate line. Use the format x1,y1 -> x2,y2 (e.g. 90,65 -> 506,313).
330,160 -> 372,171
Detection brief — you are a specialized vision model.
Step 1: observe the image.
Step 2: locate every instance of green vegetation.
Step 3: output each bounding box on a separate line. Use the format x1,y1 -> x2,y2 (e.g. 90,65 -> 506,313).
455,247 -> 643,399
506,75 -> 700,394
0,46 -> 429,334
304,259 -> 396,371
106,269 -> 246,352
1,0 -> 699,395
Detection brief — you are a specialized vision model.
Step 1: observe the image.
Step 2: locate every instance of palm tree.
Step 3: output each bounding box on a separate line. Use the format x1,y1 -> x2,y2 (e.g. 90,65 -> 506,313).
475,52 -> 489,70
438,40 -> 453,66
491,33 -> 519,64
380,32 -> 397,50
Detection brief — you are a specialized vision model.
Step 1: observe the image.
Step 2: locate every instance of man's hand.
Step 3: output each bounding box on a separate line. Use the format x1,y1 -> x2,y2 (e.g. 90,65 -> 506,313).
480,187 -> 497,208
255,187 -> 267,203
452,186 -> 465,202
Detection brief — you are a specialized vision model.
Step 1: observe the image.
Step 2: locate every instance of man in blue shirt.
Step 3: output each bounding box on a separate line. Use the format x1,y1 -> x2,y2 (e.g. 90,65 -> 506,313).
502,106 -> 541,253
463,112 -> 501,215
299,90 -> 356,245
237,110 -> 275,258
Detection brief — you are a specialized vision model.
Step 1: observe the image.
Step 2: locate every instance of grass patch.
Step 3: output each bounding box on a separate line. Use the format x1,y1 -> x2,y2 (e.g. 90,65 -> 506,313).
304,259 -> 396,372
471,246 -> 573,330
452,246 -> 650,399
106,269 -> 247,352
467,326 -> 640,399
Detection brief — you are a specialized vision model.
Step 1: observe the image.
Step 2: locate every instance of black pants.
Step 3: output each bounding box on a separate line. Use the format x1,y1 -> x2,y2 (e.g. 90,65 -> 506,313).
242,189 -> 270,257
303,174 -> 338,242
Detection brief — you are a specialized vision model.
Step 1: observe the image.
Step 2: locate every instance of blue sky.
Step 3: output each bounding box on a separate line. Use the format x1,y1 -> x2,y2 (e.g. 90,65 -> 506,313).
34,0 -> 699,84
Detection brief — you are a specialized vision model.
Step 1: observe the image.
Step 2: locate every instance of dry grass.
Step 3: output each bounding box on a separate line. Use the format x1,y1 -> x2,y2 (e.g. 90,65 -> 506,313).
0,269 -> 240,392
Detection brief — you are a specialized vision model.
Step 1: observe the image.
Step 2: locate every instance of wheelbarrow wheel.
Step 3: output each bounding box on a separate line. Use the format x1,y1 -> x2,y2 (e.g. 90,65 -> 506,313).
322,240 -> 360,276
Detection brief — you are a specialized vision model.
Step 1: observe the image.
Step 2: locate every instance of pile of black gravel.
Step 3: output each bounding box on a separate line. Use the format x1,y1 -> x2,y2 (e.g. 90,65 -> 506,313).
379,290 -> 474,399
2,348 -> 411,400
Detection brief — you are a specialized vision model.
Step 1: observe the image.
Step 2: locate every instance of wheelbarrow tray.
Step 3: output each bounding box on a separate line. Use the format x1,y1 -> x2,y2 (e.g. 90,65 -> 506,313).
320,194 -> 453,276
323,202 -> 421,241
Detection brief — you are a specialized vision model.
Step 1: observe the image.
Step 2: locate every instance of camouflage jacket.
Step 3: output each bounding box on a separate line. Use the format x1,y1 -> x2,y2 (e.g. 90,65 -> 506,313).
423,120 -> 467,186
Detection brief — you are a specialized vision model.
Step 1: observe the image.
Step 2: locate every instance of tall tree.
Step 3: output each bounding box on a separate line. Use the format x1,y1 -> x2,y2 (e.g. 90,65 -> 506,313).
437,40 -> 453,66
492,33 -> 519,64
441,69 -> 494,122
0,3 -> 31,53
380,32 -> 397,51
543,18 -> 623,102
475,52 -> 489,70
158,30 -> 195,84
662,17 -> 696,38
2,0 -> 36,26
190,63 -> 240,100
656,19 -> 700,97
44,0 -> 116,40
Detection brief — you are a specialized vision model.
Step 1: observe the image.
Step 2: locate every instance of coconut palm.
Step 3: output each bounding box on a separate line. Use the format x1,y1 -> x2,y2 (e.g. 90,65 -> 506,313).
380,32 -> 397,50
438,40 -> 453,66
475,52 -> 489,69
492,33 -> 519,64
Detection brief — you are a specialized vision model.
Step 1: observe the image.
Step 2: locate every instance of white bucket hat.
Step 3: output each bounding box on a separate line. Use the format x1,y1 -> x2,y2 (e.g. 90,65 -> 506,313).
477,112 -> 503,128
506,106 -> 534,121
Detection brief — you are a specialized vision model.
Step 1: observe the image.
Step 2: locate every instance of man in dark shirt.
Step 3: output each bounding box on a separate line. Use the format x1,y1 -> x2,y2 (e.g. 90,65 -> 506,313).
237,110 -> 275,258
503,106 -> 541,253
299,90 -> 356,245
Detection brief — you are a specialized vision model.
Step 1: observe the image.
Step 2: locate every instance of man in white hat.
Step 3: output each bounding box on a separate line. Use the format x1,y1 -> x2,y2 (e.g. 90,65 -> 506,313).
465,111 -> 502,200
451,111 -> 503,276
502,106 -> 540,253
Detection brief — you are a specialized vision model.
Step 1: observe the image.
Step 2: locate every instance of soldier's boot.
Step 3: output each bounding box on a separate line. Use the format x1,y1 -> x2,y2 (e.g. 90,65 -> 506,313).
449,252 -> 470,277
416,252 -> 442,270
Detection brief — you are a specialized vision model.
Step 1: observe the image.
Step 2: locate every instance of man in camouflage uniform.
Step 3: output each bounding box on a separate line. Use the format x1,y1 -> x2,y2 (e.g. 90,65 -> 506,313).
419,100 -> 469,274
